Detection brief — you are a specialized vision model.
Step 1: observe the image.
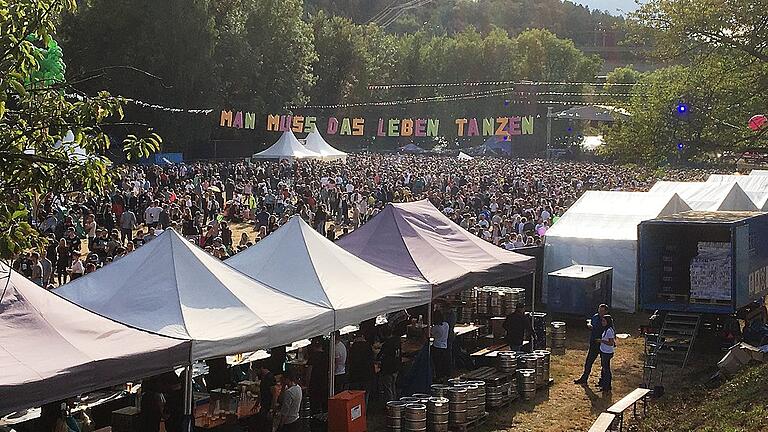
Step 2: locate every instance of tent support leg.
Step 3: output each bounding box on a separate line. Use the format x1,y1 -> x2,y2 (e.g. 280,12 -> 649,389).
531,272 -> 537,350
183,365 -> 193,432
329,331 -> 336,398
427,299 -> 432,378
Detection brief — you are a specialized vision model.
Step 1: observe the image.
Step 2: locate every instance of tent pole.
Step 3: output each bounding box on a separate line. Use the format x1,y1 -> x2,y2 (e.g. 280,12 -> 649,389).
183,365 -> 193,432
329,331 -> 336,398
531,271 -> 537,350
427,298 -> 432,375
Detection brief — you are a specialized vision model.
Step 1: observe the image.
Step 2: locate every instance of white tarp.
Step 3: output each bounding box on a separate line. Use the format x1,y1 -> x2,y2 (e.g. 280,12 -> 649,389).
253,130 -> 321,160
707,174 -> 768,210
544,191 -> 691,312
56,229 -> 334,360
649,181 -> 757,211
750,170 -> 768,176
227,216 -> 432,329
305,129 -> 348,162
458,152 -> 473,160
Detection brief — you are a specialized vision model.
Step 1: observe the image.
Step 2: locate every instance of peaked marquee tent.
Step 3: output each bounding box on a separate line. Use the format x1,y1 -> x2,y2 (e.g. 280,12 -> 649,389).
227,216 -> 432,328
707,174 -> 768,210
543,191 -> 691,311
56,229 -> 334,360
458,151 -> 474,160
0,265 -> 191,416
399,143 -> 427,154
253,130 -> 321,160
336,199 -> 536,298
649,181 -> 757,211
305,129 -> 348,162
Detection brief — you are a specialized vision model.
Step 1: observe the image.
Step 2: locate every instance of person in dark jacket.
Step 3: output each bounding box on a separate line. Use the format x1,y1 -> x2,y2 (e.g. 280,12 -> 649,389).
575,304 -> 609,385
347,332 -> 375,405
378,326 -> 401,402
503,303 -> 534,352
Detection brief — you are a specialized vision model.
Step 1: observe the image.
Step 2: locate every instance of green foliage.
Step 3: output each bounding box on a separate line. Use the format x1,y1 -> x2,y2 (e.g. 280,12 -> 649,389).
602,0 -> 768,166
0,0 -> 160,259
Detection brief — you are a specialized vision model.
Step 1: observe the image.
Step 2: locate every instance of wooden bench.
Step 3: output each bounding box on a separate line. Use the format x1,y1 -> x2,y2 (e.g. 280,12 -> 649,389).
587,413 -> 616,432
607,388 -> 652,431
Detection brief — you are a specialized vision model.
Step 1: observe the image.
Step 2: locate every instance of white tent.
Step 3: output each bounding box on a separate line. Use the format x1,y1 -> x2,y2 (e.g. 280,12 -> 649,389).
305,129 -> 348,162
253,130 -> 321,160
544,191 -> 691,311
706,174 -> 768,210
227,216 -> 432,329
457,152 -> 474,160
56,229 -> 334,360
581,135 -> 605,151
649,181 -> 757,211
750,170 -> 768,176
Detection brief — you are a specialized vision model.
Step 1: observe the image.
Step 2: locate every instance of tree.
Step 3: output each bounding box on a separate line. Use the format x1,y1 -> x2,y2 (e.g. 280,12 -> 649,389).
629,0 -> 768,63
514,29 -> 603,81
0,0 -> 159,259
602,0 -> 768,166
603,60 -> 763,165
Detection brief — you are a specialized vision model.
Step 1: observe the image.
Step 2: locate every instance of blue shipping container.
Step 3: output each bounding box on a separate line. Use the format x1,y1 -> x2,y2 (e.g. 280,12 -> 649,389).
638,211 -> 768,314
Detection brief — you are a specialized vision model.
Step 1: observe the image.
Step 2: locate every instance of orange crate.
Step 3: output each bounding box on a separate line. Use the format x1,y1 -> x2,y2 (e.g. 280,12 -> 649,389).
328,390 -> 366,432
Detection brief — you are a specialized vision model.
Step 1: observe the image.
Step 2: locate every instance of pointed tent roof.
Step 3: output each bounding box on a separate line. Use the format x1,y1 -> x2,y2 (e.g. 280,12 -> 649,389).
0,265 -> 191,416
253,130 -> 321,159
457,151 -> 473,160
335,199 -> 536,298
707,174 -> 768,210
56,229 -> 334,360
649,181 -> 757,211
227,216 -> 432,328
399,143 -> 426,154
305,129 -> 348,162
545,191 -> 692,241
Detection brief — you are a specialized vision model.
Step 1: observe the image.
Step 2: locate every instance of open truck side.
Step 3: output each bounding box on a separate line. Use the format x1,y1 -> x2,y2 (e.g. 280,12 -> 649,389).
638,211 -> 768,364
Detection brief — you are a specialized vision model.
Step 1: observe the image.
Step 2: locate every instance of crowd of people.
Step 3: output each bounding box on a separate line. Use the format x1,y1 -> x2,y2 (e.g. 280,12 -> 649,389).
11,154 -> 711,288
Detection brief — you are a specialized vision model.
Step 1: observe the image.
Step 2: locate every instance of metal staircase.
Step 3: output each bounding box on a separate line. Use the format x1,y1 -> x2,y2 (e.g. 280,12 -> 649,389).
656,313 -> 701,368
642,313 -> 701,388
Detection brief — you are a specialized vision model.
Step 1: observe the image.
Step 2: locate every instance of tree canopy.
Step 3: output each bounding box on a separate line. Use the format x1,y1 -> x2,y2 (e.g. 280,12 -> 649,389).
602,0 -> 767,165
0,0 -> 160,259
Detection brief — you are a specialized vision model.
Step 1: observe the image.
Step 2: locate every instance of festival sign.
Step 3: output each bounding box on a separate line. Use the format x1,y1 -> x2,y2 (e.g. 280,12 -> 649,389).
219,111 -> 535,137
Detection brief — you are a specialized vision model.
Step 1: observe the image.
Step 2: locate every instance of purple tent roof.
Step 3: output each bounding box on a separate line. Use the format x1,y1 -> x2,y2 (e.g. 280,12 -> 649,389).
0,265 -> 191,416
336,199 -> 535,297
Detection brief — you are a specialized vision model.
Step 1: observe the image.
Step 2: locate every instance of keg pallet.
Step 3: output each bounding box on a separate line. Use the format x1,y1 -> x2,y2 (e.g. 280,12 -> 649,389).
536,378 -> 555,389
450,412 -> 488,432
486,394 -> 517,411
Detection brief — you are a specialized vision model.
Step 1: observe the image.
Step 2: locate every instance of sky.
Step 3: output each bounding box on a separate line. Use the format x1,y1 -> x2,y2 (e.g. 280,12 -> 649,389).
573,0 -> 644,15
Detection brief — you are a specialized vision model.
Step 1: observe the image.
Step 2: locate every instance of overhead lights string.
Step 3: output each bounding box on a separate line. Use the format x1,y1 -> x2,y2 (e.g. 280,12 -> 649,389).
368,80 -> 645,89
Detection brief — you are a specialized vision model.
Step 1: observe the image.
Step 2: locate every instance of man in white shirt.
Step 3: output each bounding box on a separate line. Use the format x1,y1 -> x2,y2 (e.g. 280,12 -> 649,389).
144,200 -> 163,227
334,332 -> 347,391
278,370 -> 303,432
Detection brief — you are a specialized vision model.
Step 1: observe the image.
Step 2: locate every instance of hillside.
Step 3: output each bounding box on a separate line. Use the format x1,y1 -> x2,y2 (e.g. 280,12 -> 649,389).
638,363 -> 768,432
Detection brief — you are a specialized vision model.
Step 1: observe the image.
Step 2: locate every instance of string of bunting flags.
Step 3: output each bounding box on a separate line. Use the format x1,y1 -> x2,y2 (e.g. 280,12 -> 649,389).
65,92 -> 214,114
368,80 -> 645,89
290,87 -> 634,110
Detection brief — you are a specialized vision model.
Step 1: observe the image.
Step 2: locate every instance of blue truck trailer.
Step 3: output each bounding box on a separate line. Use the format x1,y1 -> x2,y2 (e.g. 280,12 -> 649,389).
638,211 -> 768,314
